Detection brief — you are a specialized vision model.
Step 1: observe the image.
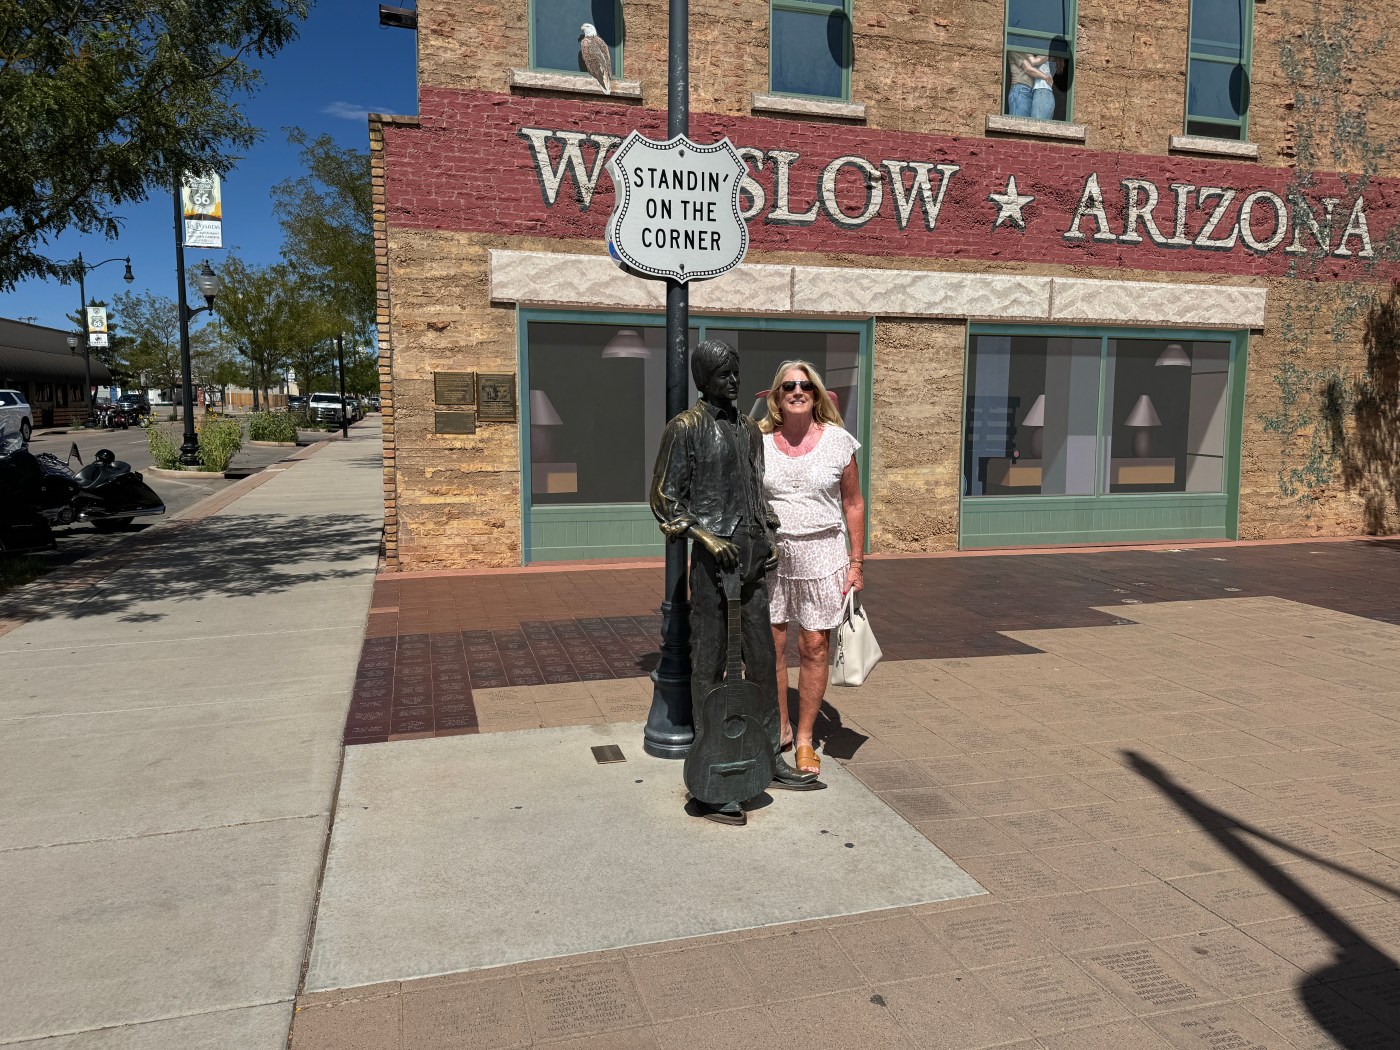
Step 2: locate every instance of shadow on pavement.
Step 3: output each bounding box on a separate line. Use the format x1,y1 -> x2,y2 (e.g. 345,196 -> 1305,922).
4,511 -> 383,625
1126,750 -> 1400,1048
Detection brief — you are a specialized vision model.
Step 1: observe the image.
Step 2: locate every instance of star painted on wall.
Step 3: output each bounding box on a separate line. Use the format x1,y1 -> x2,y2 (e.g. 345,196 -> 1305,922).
988,175 -> 1035,229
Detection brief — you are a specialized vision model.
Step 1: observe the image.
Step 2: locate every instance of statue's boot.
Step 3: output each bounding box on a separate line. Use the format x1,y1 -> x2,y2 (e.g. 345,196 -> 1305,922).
770,754 -> 825,791
695,798 -> 747,825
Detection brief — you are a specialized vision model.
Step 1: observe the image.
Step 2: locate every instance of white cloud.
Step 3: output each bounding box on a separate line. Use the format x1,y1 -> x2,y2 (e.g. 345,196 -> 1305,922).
321,101 -> 387,121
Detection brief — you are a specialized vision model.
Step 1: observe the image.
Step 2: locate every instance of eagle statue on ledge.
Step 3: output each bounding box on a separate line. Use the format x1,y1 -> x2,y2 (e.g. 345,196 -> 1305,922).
579,23 -> 611,93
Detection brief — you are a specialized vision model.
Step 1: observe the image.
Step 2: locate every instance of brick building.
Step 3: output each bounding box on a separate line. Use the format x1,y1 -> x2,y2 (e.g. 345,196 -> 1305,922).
371,0 -> 1400,570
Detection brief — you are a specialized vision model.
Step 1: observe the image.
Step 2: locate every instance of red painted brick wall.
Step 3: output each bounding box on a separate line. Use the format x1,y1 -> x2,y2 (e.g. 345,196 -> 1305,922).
382,88 -> 1400,283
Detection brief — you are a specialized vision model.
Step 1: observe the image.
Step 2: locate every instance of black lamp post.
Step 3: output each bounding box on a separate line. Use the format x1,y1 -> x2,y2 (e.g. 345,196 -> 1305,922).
174,259 -> 222,466
70,252 -> 134,419
642,0 -> 695,758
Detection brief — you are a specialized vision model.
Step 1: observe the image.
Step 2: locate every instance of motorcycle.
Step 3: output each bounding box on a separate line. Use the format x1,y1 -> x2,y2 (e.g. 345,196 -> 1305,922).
29,447 -> 166,533
0,428 -> 55,553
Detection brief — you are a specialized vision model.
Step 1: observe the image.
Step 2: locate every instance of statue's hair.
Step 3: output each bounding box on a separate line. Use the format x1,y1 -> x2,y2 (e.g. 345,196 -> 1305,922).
690,338 -> 739,389
757,360 -> 844,433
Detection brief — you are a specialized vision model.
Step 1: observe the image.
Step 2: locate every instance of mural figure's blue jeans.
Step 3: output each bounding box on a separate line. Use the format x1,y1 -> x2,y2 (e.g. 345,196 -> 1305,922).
1031,88 -> 1056,120
1007,84 -> 1032,117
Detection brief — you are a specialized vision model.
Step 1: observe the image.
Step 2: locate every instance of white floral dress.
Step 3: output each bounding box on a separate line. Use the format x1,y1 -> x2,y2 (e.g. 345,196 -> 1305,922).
763,426 -> 860,631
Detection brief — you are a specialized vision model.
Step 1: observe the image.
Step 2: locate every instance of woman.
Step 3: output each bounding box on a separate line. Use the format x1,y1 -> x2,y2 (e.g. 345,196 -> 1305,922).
759,361 -> 865,776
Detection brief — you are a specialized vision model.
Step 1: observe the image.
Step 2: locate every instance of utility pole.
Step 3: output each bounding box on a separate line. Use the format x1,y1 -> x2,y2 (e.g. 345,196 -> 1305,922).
642,0 -> 694,759
337,334 -> 349,439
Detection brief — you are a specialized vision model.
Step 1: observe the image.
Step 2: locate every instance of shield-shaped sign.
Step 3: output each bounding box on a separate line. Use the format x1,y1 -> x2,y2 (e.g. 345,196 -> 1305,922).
605,132 -> 748,283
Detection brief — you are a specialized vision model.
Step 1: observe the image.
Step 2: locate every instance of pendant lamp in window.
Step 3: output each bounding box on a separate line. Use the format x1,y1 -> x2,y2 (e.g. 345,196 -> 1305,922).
601,328 -> 651,359
1155,342 -> 1191,367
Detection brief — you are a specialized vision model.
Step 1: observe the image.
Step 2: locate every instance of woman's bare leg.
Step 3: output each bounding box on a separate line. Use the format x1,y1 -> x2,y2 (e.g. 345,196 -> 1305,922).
771,621 -> 792,749
794,627 -> 829,771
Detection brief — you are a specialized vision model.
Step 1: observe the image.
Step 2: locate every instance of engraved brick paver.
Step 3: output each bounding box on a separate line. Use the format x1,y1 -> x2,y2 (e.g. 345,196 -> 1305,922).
295,539 -> 1400,1048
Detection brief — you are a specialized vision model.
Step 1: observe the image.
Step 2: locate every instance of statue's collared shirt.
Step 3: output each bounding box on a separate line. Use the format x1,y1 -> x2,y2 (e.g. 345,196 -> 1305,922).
651,398 -> 774,539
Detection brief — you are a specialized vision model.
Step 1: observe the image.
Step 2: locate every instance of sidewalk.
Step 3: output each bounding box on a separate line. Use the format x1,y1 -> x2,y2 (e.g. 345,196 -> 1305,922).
297,538 -> 1400,1050
0,421 -> 385,1048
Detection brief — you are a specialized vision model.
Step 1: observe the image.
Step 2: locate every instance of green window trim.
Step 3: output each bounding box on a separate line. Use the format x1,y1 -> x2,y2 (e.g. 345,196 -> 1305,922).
1185,0 -> 1253,141
1001,0 -> 1078,124
959,323 -> 1249,549
769,0 -> 853,103
528,0 -> 624,79
517,308 -> 873,565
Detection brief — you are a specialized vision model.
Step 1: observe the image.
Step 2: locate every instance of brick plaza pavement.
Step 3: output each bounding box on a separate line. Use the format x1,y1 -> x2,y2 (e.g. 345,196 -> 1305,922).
299,538 -> 1400,1049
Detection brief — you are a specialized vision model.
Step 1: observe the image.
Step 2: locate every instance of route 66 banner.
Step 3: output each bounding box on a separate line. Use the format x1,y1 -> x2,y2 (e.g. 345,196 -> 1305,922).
181,173 -> 223,249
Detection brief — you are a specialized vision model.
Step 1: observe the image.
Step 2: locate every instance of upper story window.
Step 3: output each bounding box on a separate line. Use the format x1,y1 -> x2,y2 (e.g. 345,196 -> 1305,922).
1186,0 -> 1251,140
1003,0 -> 1075,123
530,0 -> 622,80
770,0 -> 852,101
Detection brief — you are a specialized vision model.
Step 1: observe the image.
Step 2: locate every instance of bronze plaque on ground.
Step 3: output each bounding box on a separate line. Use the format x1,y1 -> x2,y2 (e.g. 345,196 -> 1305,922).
433,371 -> 477,406
434,410 -> 477,434
477,373 -> 517,421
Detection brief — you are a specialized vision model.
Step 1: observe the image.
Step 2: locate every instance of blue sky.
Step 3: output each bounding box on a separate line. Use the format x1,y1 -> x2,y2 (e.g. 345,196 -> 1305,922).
0,4 -> 420,331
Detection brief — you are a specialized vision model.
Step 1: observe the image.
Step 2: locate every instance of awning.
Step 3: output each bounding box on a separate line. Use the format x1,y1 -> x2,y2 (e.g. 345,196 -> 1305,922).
0,344 -> 112,385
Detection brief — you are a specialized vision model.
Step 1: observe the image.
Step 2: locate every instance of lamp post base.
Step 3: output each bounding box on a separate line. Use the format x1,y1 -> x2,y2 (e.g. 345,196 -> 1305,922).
178,439 -> 201,467
643,587 -> 693,759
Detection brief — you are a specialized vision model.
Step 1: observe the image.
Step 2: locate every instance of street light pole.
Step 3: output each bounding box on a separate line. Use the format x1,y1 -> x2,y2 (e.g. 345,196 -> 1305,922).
69,252 -> 133,421
172,182 -> 222,466
643,0 -> 694,759
336,334 -> 349,439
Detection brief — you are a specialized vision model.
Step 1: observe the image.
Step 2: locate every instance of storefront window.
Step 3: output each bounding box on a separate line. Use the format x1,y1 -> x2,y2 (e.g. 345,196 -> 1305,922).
964,331 -> 1233,498
1103,339 -> 1230,494
523,317 -> 869,561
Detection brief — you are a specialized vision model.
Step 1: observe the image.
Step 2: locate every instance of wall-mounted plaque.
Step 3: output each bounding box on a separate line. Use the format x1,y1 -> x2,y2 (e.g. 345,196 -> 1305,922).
434,410 -> 477,434
477,373 -> 517,421
434,371 -> 477,406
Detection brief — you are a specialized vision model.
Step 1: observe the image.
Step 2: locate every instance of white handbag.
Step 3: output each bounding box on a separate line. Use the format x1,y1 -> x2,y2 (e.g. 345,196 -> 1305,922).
829,589 -> 882,687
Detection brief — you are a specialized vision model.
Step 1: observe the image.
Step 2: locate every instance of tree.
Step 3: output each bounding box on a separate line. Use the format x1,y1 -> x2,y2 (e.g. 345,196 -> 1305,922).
272,130 -> 375,341
214,256 -> 302,408
113,290 -> 183,395
0,1 -> 309,290
344,345 -> 381,397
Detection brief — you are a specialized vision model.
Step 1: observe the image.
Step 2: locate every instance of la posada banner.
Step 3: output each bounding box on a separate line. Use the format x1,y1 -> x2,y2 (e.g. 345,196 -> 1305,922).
182,173 -> 223,249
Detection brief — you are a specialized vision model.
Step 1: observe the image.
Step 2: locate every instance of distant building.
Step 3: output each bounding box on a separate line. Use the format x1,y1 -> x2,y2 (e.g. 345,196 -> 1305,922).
0,318 -> 112,427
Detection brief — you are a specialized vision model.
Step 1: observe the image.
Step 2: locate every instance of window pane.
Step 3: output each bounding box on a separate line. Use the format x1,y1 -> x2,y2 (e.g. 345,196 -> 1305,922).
1190,0 -> 1245,59
1007,0 -> 1071,39
532,0 -> 619,74
1187,58 -> 1247,123
964,335 -> 1099,497
772,7 -> 846,98
1102,340 -> 1230,494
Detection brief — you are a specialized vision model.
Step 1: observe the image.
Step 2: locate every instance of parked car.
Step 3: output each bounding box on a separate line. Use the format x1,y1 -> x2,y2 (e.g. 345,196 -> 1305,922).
0,390 -> 33,442
307,392 -> 349,425
115,392 -> 151,417
365,395 -> 381,411
286,394 -> 308,412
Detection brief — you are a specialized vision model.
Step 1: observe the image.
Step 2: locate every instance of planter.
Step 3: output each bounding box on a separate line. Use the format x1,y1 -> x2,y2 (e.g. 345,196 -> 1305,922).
146,465 -> 221,477
248,440 -> 298,447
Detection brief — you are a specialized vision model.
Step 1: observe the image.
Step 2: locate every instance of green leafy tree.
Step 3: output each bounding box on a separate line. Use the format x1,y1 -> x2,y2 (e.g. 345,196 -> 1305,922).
214,255 -> 295,409
0,1 -> 309,290
113,289 -> 183,395
344,345 -> 381,396
272,130 -> 375,340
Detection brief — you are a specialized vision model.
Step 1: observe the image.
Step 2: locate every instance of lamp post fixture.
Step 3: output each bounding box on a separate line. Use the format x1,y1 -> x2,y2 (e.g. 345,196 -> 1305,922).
174,256 -> 222,466
70,252 -> 134,420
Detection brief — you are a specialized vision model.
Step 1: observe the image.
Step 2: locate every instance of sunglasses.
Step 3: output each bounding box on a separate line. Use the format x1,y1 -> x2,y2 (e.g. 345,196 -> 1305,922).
779,380 -> 816,393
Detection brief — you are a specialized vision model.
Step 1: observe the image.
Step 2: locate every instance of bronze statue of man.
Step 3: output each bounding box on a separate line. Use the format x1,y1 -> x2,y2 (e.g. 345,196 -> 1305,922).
651,338 -> 821,825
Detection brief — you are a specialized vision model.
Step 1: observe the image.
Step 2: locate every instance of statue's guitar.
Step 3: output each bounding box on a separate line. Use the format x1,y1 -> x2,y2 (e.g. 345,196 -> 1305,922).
684,567 -> 775,805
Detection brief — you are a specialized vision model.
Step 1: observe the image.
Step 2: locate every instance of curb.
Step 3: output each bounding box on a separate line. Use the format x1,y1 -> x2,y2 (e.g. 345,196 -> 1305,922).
147,465 -> 223,478
250,440 -> 298,447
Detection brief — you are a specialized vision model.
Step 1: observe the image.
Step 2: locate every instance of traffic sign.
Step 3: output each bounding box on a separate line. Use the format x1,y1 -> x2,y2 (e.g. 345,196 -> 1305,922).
605,133 -> 748,283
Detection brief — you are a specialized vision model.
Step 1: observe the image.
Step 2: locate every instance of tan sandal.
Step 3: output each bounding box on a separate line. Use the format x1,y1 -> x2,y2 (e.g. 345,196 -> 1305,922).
795,744 -> 821,775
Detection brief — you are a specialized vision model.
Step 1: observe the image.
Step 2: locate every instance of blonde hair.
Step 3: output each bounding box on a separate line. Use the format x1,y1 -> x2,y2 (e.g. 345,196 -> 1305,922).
757,360 -> 844,433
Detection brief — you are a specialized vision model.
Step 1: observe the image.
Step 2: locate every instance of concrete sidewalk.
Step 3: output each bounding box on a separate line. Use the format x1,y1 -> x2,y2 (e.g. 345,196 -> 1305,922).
0,421 -> 384,1048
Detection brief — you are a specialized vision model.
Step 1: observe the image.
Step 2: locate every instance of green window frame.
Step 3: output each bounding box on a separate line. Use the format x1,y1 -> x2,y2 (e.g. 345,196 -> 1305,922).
1002,0 -> 1077,123
518,309 -> 873,563
1185,0 -> 1252,141
769,0 -> 853,102
960,323 -> 1249,549
528,0 -> 623,80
